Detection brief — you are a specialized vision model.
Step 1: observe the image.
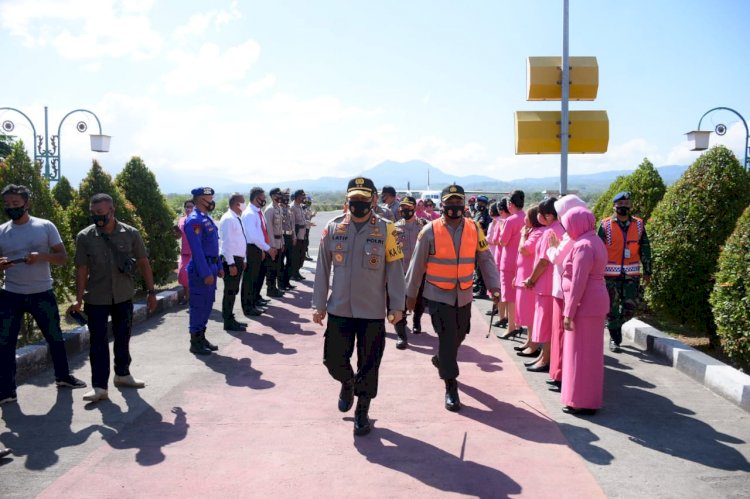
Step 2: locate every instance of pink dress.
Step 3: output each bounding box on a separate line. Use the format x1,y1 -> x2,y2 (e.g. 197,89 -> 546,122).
499,210 -> 525,302
487,218 -> 501,262
178,215 -> 192,288
560,207 -> 609,410
531,221 -> 566,343
547,233 -> 575,382
514,227 -> 543,326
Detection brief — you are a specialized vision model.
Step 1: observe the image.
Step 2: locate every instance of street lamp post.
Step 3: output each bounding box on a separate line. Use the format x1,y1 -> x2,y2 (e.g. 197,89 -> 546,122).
0,105 -> 110,182
686,106 -> 749,172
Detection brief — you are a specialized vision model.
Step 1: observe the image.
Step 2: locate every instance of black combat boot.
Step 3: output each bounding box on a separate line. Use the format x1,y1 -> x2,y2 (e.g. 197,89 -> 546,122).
353,396 -> 372,436
444,379 -> 461,412
412,316 -> 422,334
267,286 -> 284,298
200,329 -> 218,351
395,323 -> 408,350
338,379 -> 354,412
190,333 -> 211,355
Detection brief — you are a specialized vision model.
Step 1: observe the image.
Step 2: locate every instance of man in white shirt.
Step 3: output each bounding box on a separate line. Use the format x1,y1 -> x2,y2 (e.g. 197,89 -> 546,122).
240,187 -> 278,317
219,193 -> 249,332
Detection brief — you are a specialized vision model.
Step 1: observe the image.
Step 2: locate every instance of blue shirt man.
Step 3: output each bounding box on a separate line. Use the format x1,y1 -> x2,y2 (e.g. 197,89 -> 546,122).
184,187 -> 224,355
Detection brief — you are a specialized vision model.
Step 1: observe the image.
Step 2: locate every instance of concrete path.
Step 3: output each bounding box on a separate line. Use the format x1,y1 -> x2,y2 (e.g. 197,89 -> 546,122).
1,211 -> 749,498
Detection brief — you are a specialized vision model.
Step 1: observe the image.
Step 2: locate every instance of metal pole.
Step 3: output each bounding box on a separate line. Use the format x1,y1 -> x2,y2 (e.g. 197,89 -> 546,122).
43,106 -> 51,180
560,0 -> 570,195
697,106 -> 750,172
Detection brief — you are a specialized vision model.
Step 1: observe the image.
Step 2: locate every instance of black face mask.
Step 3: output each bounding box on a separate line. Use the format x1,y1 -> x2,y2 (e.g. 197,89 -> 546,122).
615,206 -> 630,216
476,204 -> 486,212
4,206 -> 26,221
206,200 -> 216,212
444,205 -> 465,219
400,209 -> 415,220
348,200 -> 371,218
91,213 -> 110,227
258,199 -> 267,208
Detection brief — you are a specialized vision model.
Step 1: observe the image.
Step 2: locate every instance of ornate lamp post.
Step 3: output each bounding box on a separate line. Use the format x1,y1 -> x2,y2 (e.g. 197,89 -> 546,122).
0,105 -> 110,181
686,107 -> 749,171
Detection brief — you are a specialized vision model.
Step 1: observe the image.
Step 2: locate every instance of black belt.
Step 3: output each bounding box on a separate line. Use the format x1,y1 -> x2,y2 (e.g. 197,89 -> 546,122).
274,235 -> 282,239
206,256 -> 219,263
295,225 -> 305,230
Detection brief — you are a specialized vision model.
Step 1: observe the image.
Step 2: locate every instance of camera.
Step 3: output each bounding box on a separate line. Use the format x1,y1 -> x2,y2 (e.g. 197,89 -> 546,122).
715,123 -> 727,136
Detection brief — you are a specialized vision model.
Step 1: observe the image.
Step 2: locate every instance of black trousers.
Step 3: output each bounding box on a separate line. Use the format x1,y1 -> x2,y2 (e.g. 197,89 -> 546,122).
323,314 -> 386,399
304,228 -> 311,256
265,247 -> 282,288
428,299 -> 471,380
241,245 -> 264,310
281,235 -> 295,285
222,256 -> 244,321
86,300 -> 134,389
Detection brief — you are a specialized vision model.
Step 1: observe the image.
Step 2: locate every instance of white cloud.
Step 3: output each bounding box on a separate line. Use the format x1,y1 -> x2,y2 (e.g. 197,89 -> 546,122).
173,2 -> 241,42
244,74 -> 277,97
162,40 -> 261,95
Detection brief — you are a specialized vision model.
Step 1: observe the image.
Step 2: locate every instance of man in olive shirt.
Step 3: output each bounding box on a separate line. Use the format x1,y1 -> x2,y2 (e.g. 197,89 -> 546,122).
70,193 -> 157,402
312,176 -> 405,436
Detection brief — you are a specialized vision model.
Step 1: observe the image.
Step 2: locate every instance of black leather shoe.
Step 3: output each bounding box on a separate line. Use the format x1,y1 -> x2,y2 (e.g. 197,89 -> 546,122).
292,274 -> 305,281
431,355 -> 439,370
353,397 -> 371,436
267,287 -> 285,298
190,336 -> 212,355
562,406 -> 596,416
199,330 -> 219,351
524,359 -> 541,367
412,321 -> 421,334
0,448 -> 11,459
485,307 -> 498,316
395,324 -> 408,350
609,340 -> 621,353
224,321 -> 247,332
282,283 -> 296,290
516,349 -> 541,357
256,297 -> 271,306
338,380 -> 354,413
526,363 -> 549,373
444,379 -> 461,412
396,336 -> 407,350
305,256 -> 314,261
243,307 -> 264,317
546,379 -> 561,387
513,345 -> 527,351
234,319 -> 248,328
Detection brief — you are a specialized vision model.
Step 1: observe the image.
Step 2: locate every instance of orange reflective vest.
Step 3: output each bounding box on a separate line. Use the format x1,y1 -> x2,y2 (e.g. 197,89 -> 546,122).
601,216 -> 644,277
426,218 -> 478,290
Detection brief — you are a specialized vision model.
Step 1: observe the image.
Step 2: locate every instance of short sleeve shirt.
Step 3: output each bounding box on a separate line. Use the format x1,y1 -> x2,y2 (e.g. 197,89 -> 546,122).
74,221 -> 148,305
0,216 -> 63,294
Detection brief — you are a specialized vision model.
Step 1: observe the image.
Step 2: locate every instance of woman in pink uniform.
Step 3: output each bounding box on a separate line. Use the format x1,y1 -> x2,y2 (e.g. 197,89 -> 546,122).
497,190 -> 525,339
521,198 -> 565,371
545,195 -> 588,390
176,200 -> 194,304
513,205 -> 544,350
560,206 -> 609,415
490,199 -> 511,327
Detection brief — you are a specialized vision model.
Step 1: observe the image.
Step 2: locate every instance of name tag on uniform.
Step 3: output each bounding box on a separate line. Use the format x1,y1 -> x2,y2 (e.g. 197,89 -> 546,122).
624,249 -> 631,258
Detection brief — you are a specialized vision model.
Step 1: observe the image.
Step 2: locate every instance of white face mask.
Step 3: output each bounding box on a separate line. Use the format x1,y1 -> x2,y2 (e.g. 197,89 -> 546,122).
238,203 -> 246,212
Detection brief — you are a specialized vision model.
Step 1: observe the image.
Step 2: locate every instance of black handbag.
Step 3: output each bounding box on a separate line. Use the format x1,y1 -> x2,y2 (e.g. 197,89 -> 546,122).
99,232 -> 137,274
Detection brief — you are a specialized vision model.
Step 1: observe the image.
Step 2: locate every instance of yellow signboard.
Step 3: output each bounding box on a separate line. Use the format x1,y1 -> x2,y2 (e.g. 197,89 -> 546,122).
515,110 -> 609,154
527,56 -> 599,101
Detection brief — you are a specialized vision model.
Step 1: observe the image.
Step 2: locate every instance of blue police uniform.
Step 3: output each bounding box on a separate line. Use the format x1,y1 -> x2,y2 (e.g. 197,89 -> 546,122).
184,189 -> 222,337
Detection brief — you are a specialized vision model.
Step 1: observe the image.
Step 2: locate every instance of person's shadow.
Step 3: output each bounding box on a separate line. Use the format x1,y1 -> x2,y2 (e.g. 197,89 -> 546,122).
197,352 -> 275,390
225,328 -> 298,355
561,354 -> 750,471
0,389 -> 100,470
251,306 -> 315,337
93,389 -> 189,466
353,427 -> 522,497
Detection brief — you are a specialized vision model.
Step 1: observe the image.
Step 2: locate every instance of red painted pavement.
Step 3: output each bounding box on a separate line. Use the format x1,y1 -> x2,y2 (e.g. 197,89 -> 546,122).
38,278 -> 604,498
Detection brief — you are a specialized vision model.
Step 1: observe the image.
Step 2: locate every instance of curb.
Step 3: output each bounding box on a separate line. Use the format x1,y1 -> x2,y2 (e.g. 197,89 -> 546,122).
623,318 -> 750,412
15,288 -> 185,383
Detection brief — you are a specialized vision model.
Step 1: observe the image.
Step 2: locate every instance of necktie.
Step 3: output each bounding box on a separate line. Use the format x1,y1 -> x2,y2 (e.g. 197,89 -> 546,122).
259,210 -> 269,244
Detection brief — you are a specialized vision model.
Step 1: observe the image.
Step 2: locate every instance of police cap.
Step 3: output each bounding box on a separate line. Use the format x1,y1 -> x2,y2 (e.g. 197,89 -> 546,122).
347,177 -> 375,198
441,184 -> 465,202
476,195 -> 489,204
612,191 -> 631,203
191,187 -> 214,197
399,195 -> 417,207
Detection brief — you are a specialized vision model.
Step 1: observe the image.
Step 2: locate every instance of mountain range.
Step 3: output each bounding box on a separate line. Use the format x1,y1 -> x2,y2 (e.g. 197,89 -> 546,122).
165,159 -> 688,194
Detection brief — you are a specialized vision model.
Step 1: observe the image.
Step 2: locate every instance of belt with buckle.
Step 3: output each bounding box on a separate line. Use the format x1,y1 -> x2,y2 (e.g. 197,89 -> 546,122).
295,225 -> 305,230
283,231 -> 293,235
274,235 -> 282,239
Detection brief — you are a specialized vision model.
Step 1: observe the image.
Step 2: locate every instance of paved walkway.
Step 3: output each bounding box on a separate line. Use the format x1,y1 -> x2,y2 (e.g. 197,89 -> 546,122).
1,213 -> 749,498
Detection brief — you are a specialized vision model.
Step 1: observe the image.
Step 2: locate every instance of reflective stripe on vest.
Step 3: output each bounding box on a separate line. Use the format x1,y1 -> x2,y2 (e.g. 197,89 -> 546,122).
602,217 -> 643,277
425,218 -> 478,290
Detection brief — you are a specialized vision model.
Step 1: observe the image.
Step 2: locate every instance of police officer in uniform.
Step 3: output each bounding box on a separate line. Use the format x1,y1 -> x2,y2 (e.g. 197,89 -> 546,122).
312,176 -> 405,436
406,184 -> 500,411
380,185 -> 401,222
290,189 -> 307,280
279,190 -> 297,291
472,195 -> 492,298
392,196 -> 428,349
371,189 -> 394,221
263,188 -> 286,298
598,191 -> 652,352
184,187 -> 224,355
303,195 -> 316,261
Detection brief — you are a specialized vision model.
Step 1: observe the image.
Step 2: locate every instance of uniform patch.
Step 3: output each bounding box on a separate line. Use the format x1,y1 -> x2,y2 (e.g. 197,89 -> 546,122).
335,243 -> 343,251
193,225 -> 201,235
334,253 -> 344,263
370,256 -> 379,265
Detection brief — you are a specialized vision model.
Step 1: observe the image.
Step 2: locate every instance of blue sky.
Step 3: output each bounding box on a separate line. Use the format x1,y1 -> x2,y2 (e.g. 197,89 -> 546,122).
1,0 -> 748,192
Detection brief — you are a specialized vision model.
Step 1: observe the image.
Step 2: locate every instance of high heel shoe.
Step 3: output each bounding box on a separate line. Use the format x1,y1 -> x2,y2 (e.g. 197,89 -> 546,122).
500,328 -> 523,340
526,363 -> 550,373
513,345 -> 528,351
516,348 -> 540,357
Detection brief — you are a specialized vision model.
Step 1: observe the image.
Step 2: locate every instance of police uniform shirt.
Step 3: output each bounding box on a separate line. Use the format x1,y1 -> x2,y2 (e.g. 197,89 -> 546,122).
405,218 -> 499,307
304,206 -> 315,228
281,206 -> 294,236
312,212 -> 405,320
387,199 -> 402,222
264,204 -> 285,250
291,202 -> 307,240
184,208 -> 221,279
218,209 -> 246,266
373,204 -> 394,222
395,217 -> 426,270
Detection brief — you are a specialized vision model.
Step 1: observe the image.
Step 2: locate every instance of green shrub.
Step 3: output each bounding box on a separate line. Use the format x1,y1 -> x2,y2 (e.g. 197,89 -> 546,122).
51,175 -> 76,209
710,204 -> 750,367
646,146 -> 750,337
592,158 -> 666,222
115,157 -> 179,286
